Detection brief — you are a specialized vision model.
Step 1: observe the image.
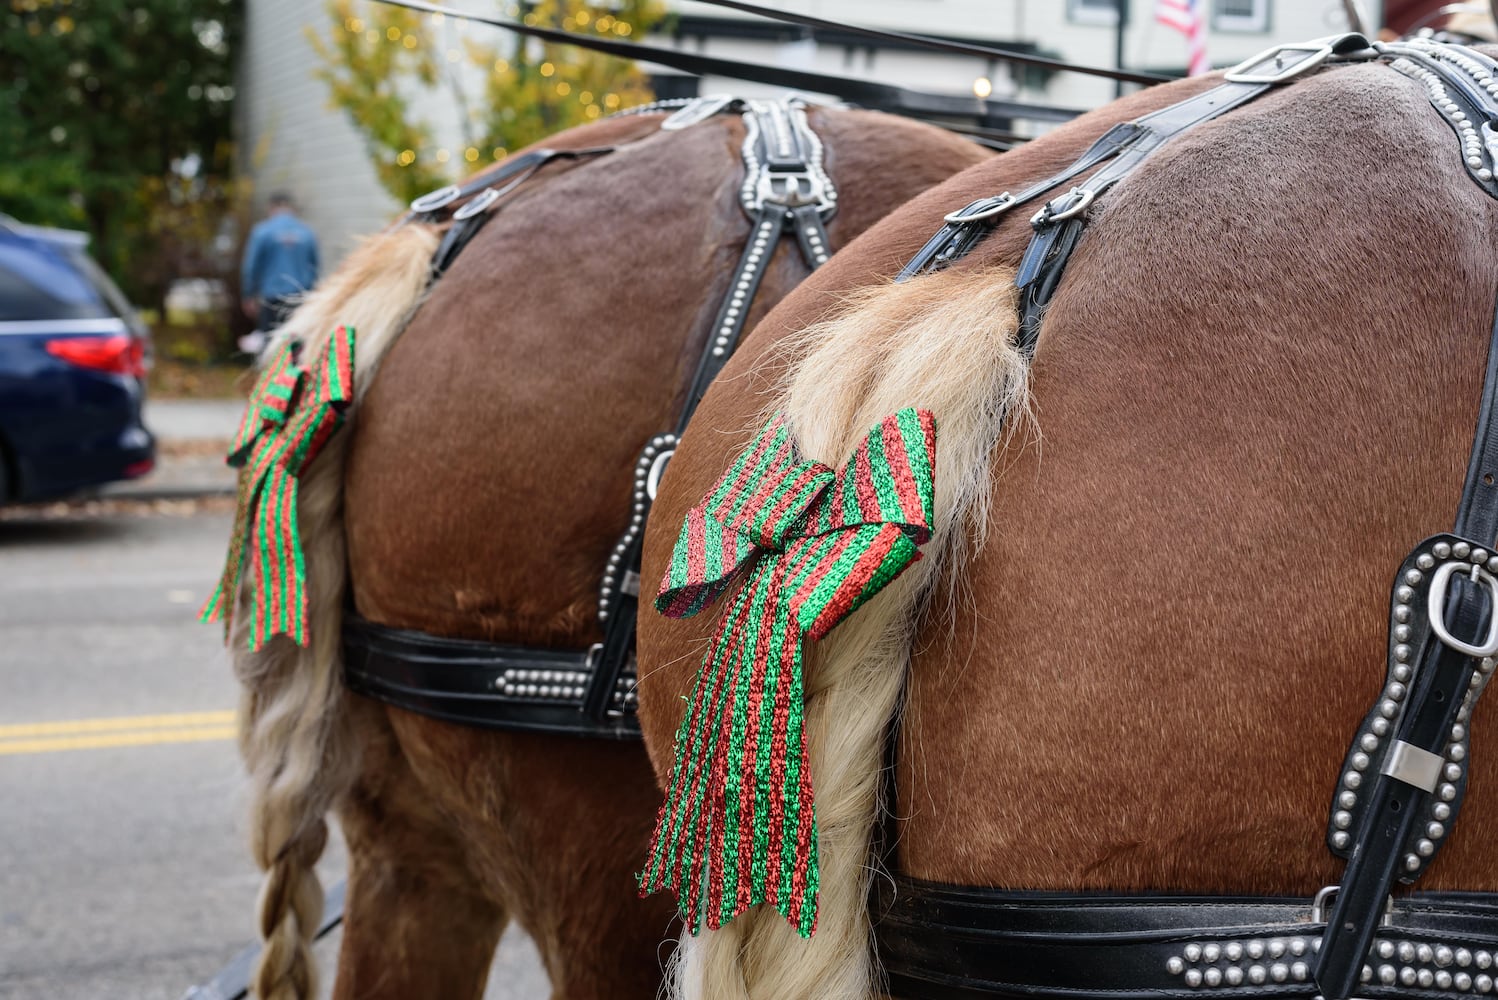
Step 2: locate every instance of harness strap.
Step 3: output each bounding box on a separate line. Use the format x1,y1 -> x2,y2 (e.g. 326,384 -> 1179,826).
895,123 -> 1143,282
898,34 -> 1378,291
343,617 -> 639,738
583,97 -> 839,722
412,145 -> 616,278
876,876 -> 1498,1000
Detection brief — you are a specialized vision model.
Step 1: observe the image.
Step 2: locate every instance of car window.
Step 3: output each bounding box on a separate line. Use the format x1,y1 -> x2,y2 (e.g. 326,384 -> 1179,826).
64,246 -> 140,324
0,241 -> 112,322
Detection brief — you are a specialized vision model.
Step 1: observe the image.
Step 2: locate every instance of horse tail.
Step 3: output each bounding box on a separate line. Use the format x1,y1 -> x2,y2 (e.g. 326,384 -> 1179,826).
1447,11 -> 1498,39
230,222 -> 439,1000
669,264 -> 1030,1000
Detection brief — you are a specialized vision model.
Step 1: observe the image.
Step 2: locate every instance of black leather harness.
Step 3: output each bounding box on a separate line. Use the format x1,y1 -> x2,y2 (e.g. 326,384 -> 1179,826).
343,97 -> 838,739
877,34 -> 1498,1000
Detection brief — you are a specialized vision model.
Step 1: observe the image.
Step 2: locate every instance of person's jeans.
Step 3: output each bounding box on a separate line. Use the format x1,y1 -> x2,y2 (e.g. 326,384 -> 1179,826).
258,296 -> 297,331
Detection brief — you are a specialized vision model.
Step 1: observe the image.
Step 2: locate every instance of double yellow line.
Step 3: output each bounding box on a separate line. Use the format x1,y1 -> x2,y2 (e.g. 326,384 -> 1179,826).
0,710 -> 236,756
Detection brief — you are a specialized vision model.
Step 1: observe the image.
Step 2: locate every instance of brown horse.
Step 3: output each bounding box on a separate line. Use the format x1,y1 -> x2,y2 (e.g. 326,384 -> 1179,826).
635,42 -> 1498,999
222,103 -> 987,1000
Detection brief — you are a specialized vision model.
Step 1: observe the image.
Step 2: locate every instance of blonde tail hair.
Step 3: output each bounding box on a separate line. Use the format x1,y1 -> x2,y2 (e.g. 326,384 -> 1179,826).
230,223 -> 439,1000
669,265 -> 1029,999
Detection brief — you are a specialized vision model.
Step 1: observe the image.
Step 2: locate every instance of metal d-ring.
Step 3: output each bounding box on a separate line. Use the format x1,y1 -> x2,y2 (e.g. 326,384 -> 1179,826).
1312,885 -> 1395,926
452,187 -> 501,221
1428,560 -> 1498,658
943,192 -> 1016,224
645,448 -> 674,501
409,184 -> 461,213
1048,187 -> 1096,222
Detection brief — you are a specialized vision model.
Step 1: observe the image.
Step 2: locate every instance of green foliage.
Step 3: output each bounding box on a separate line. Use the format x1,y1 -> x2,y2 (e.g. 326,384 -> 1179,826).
309,0 -> 665,203
307,2 -> 449,203
474,0 -> 664,155
0,0 -> 244,310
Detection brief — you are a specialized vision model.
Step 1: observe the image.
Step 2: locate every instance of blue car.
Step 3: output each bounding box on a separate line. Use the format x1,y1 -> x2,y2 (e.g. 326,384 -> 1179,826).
0,217 -> 154,502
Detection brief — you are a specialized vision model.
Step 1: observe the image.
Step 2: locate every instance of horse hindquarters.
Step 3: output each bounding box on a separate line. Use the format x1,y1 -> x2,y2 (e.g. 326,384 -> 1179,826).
896,62 -> 1498,901
636,56 -> 1498,1000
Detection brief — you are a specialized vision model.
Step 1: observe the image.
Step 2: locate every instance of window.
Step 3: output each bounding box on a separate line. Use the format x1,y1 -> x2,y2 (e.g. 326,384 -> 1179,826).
1068,0 -> 1119,26
1214,0 -> 1270,33
0,245 -> 111,323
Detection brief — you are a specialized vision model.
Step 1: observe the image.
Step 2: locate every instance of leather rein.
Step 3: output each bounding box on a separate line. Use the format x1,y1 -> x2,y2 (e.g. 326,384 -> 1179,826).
342,97 -> 838,740
876,34 -> 1498,1000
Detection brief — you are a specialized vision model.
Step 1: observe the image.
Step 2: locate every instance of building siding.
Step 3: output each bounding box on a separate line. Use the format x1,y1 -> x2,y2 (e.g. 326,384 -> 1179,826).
238,0 -> 399,265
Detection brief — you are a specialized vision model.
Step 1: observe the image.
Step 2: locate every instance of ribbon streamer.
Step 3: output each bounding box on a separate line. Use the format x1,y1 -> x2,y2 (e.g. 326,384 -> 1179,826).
200,327 -> 355,649
640,407 -> 937,937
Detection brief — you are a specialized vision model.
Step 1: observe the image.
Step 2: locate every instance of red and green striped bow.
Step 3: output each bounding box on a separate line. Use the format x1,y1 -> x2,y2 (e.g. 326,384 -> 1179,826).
640,407 -> 937,938
200,327 -> 355,649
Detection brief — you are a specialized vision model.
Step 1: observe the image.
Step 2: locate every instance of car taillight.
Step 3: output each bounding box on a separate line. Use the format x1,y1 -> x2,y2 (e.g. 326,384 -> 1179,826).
44,334 -> 147,378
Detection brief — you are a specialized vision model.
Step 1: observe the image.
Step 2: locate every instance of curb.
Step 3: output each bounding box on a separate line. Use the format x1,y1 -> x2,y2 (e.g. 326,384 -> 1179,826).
99,482 -> 238,502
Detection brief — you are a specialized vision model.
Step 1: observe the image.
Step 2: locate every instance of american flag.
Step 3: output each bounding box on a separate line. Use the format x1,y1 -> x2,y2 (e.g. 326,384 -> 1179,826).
1156,0 -> 1210,76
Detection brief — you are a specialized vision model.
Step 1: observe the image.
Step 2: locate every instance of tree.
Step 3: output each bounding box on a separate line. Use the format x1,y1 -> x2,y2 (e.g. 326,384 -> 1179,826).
308,2 -> 449,203
0,0 -> 244,308
309,0 -> 665,205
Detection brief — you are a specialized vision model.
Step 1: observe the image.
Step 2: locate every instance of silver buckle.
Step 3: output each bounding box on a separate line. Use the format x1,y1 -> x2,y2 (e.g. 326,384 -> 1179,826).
944,192 -> 1016,225
660,94 -> 738,131
585,642 -> 604,672
452,186 -> 500,221
409,184 -> 462,213
1312,885 -> 1395,925
757,169 -> 828,210
1428,561 -> 1498,657
1225,40 -> 1336,84
1030,187 -> 1096,227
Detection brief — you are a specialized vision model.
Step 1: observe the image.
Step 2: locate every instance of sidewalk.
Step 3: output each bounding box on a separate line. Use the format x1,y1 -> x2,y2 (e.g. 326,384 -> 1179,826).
103,398 -> 246,501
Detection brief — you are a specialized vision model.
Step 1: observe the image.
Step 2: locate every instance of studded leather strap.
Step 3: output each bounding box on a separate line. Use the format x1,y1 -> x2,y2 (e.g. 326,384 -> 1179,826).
582,97 -> 839,721
874,877 -> 1498,1000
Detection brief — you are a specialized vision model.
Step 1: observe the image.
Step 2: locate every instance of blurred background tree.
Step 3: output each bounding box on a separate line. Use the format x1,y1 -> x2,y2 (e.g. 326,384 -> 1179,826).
310,0 -> 665,205
0,0 -> 245,316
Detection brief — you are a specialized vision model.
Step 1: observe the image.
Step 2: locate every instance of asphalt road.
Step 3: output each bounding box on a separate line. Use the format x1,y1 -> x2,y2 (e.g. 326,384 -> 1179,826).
0,502 -> 547,999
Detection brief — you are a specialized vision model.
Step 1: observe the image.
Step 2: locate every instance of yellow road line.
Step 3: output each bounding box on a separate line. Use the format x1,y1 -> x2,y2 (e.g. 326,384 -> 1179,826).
0,710 -> 235,740
0,725 -> 238,756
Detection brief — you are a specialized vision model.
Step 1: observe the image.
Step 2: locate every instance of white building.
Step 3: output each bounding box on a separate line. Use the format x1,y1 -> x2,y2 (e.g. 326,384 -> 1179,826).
239,0 -> 1391,263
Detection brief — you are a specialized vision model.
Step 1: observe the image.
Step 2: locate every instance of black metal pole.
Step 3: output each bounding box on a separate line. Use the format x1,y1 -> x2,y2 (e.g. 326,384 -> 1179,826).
1115,0 -> 1131,99
1339,0 -> 1366,34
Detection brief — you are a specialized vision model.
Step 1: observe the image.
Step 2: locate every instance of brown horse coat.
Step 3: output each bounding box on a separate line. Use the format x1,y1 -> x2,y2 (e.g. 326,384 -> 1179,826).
636,56 -> 1498,997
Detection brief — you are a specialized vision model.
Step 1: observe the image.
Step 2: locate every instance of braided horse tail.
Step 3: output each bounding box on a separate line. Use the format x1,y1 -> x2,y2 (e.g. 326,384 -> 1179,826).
229,222 -> 438,1000
666,263 -> 1032,999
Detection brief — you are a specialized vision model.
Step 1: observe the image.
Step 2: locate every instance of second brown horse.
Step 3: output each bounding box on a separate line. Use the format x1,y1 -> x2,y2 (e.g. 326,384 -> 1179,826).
225,101 -> 988,1000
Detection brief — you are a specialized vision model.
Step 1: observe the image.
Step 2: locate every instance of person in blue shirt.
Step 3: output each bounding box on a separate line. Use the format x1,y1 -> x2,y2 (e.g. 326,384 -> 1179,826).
240,192 -> 319,332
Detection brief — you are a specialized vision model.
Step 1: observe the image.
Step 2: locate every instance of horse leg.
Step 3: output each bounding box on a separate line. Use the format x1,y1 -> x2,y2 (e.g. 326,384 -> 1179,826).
378,712 -> 675,1000
503,739 -> 674,1000
331,697 -> 506,1000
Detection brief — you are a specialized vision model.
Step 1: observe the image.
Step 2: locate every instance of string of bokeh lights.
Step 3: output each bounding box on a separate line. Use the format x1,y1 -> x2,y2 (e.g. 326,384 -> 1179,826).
339,4 -> 637,168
